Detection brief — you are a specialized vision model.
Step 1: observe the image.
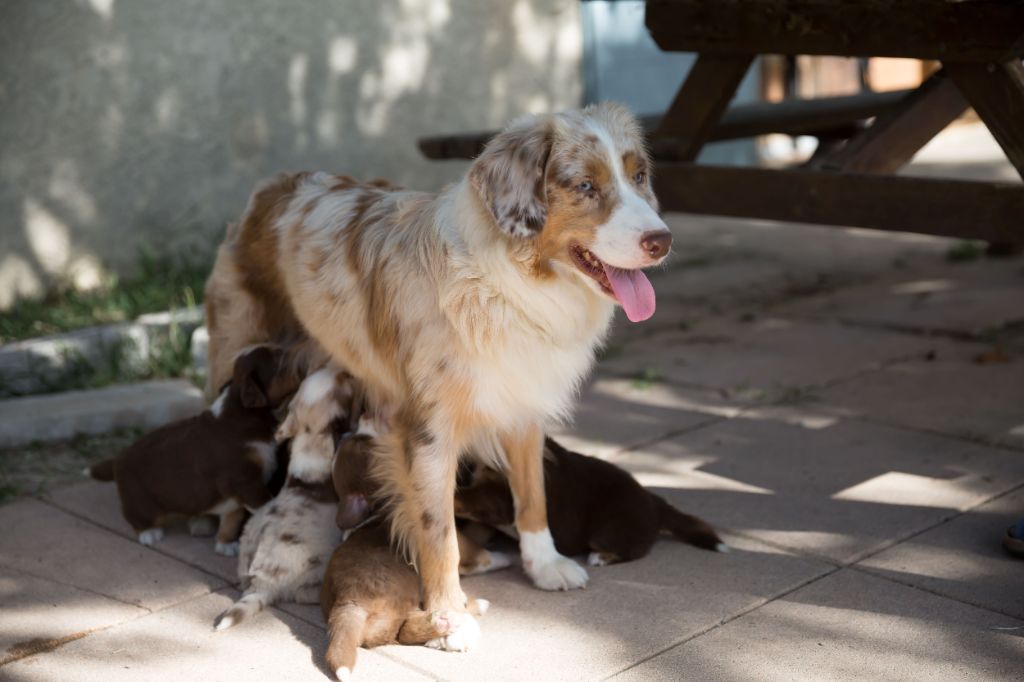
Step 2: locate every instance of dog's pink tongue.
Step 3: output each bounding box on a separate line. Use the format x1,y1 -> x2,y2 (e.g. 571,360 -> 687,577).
605,266 -> 656,322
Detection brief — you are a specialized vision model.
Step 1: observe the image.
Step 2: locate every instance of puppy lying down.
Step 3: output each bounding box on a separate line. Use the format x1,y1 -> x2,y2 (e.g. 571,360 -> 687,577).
215,366 -> 353,630
456,437 -> 726,566
322,423 -> 490,681
87,346 -> 297,554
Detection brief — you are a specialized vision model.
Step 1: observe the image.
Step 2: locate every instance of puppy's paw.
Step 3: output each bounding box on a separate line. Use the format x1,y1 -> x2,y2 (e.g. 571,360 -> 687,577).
138,528 -> 164,546
215,541 -> 240,557
188,516 -> 217,537
526,555 -> 588,591
586,551 -> 619,567
334,666 -> 353,682
460,549 -> 514,576
425,611 -> 480,652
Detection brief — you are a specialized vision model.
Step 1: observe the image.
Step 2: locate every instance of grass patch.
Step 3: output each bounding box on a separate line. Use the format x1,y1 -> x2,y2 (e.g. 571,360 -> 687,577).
631,367 -> 663,390
0,251 -> 209,344
946,240 -> 985,263
0,428 -> 142,505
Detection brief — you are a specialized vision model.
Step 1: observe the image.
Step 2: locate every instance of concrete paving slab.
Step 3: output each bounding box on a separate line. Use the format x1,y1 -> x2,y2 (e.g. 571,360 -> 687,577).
818,354 -> 1024,450
598,317 -> 949,400
0,380 -> 204,449
858,486 -> 1024,621
44,481 -> 241,583
551,378 -> 741,458
663,214 -> 950,277
0,498 -> 224,611
612,412 -> 1024,563
0,566 -> 146,665
778,258 -> 1024,337
613,568 -> 1024,682
1,590 -> 428,681
382,534 -> 830,681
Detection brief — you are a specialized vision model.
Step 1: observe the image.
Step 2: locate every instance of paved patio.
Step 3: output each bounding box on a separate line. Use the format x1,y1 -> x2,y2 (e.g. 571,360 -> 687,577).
2,143 -> 1023,680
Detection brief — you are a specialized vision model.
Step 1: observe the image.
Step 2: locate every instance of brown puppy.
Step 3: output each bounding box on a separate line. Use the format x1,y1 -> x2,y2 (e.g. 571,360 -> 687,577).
322,427 -> 489,680
455,437 -> 726,566
88,346 -> 299,554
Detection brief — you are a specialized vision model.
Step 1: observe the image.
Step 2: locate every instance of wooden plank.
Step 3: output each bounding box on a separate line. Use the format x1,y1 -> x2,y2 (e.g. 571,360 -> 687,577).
946,59 -> 1024,181
646,0 -> 1024,62
653,163 -> 1024,243
815,71 -> 968,173
419,90 -> 909,160
653,54 -> 754,160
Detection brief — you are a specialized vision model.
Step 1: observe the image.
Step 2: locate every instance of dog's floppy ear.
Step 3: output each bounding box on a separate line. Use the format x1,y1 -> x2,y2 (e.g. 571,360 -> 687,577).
469,115 -> 553,238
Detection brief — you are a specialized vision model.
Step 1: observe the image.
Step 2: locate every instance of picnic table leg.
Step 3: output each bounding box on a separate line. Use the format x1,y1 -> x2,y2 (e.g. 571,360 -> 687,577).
812,70 -> 968,173
945,60 -> 1024,181
654,54 -> 754,161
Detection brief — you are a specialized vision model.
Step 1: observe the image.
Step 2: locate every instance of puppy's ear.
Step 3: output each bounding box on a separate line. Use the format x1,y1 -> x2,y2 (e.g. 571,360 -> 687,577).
469,115 -> 553,238
232,349 -> 270,408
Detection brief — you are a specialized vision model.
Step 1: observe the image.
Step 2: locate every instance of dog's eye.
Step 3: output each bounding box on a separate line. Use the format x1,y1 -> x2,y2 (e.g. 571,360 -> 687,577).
634,171 -> 647,185
576,180 -> 594,193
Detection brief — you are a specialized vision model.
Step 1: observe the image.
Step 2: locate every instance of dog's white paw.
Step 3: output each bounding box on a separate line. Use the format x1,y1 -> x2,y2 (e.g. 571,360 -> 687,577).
138,528 -> 164,546
587,551 -> 611,567
425,611 -> 480,652
527,554 -> 589,591
215,541 -> 240,557
335,665 -> 353,682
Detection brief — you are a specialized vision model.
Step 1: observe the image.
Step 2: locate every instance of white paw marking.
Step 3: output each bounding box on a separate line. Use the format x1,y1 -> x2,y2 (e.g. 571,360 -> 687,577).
425,611 -> 480,652
214,613 -> 235,631
471,598 -> 490,616
138,528 -> 164,546
529,554 -> 589,591
520,529 -> 588,591
715,542 -> 731,553
587,552 -> 611,567
335,665 -> 353,682
215,541 -> 240,557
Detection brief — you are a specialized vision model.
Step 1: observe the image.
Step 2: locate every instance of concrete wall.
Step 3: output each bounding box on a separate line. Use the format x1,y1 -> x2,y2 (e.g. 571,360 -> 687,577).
0,0 -> 583,307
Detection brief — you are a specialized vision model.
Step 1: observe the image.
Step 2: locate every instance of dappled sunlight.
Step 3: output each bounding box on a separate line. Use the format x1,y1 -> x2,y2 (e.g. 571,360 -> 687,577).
890,278 -> 958,295
633,465 -> 773,495
0,256 -> 43,309
77,0 -> 115,21
23,198 -> 72,274
833,470 -> 996,510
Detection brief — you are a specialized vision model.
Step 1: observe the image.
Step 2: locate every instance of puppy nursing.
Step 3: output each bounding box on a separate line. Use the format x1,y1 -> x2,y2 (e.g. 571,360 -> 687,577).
322,423 -> 489,680
456,437 -> 725,566
87,345 -> 298,554
205,103 -> 674,648
215,367 -> 353,630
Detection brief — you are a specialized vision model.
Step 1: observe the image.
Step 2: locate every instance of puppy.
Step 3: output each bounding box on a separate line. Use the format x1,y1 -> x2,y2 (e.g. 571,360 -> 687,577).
455,437 -> 725,566
214,366 -> 354,630
334,420 -> 512,578
322,427 -> 489,680
87,346 -> 298,553
206,103 -> 673,647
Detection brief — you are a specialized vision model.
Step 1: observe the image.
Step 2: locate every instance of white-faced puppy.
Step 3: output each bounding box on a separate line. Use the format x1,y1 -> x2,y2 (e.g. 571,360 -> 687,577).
204,103 -> 671,649
214,366 -> 354,630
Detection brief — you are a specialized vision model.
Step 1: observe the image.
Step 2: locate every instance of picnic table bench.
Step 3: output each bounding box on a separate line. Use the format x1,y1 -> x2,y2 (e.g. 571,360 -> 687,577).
419,0 -> 1024,246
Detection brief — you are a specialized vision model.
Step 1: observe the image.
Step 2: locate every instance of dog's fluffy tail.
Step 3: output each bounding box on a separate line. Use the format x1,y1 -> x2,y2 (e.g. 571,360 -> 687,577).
214,592 -> 267,630
654,495 -> 727,552
85,459 -> 115,482
325,604 -> 367,681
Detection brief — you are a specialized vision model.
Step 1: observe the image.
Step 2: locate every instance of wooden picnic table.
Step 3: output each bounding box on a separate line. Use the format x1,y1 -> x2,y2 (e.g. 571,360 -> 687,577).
420,0 -> 1024,245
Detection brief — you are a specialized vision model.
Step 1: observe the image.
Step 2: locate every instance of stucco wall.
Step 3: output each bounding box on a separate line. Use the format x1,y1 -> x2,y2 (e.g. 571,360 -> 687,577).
0,0 -> 582,307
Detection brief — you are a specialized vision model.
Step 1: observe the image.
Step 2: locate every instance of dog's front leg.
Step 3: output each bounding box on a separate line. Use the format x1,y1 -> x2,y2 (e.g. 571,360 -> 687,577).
390,424 -> 479,651
501,424 -> 588,590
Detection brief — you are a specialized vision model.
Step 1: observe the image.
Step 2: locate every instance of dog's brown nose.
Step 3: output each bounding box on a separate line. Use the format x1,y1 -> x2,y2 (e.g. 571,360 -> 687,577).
640,231 -> 672,260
